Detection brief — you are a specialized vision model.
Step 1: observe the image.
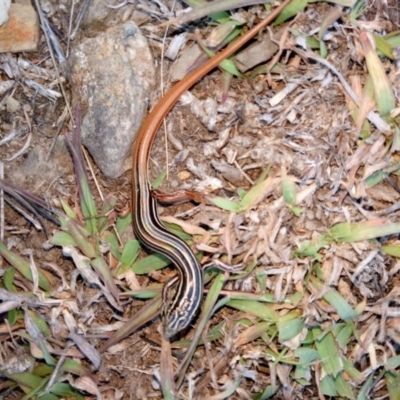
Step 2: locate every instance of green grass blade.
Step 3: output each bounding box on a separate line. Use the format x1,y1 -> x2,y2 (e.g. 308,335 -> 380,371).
65,219 -> 96,259
273,0 -> 307,26
24,310 -> 55,366
132,253 -> 170,274
328,219 -> 400,243
227,299 -> 278,322
209,196 -> 241,212
278,317 -> 305,342
320,374 -> 337,396
61,358 -> 92,376
173,0 -> 283,25
313,329 -> 342,377
386,372 -> 400,400
117,239 -> 140,275
356,372 -> 375,400
60,198 -> 77,220
373,33 -> 395,59
103,231 -> 121,260
382,245 -> 400,257
360,31 -> 395,117
116,213 -> 132,236
3,266 -> 15,291
334,373 -> 355,399
282,175 -> 297,206
50,382 -> 85,398
51,231 -> 77,247
0,241 -> 51,291
310,276 -> 357,320
239,176 -> 275,211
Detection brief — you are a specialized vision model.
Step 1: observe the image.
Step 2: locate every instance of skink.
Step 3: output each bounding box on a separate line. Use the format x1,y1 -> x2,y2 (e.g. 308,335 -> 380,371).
131,0 -> 291,339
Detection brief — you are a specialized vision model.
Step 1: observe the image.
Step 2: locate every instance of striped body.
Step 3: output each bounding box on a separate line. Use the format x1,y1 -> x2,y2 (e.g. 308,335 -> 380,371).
131,0 -> 291,338
131,166 -> 203,338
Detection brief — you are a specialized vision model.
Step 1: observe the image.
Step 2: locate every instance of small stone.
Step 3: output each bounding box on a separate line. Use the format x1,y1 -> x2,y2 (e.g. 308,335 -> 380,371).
177,170 -> 191,181
83,0 -> 111,33
234,35 -> 278,73
211,160 -> 244,186
170,44 -> 204,82
0,3 -> 40,53
5,96 -> 20,112
22,103 -> 31,112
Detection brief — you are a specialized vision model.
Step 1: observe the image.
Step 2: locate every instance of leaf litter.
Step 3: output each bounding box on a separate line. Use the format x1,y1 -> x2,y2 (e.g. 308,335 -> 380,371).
0,0 -> 400,398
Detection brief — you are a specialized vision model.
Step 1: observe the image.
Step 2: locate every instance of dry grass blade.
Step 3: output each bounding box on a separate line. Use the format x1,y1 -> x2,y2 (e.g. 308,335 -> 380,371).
0,178 -> 60,228
91,257 -> 120,304
99,295 -> 162,352
68,332 -> 101,370
360,31 -> 396,118
160,338 -> 175,400
319,6 -> 343,40
234,321 -> 270,346
62,245 -> 121,311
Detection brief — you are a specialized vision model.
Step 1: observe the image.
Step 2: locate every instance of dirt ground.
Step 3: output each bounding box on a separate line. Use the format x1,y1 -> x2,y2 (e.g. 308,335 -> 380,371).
1,0 -> 400,399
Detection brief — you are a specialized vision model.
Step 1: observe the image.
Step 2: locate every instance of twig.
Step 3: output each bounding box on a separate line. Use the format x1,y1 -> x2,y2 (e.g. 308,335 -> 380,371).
33,0 -> 73,121
41,16 -> 67,72
70,0 -> 91,40
82,146 -> 104,202
4,198 -> 42,231
286,44 -> 391,134
66,0 -> 76,57
7,107 -> 32,161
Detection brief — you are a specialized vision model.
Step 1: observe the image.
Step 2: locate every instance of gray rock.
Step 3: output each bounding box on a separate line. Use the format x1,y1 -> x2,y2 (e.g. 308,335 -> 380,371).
234,35 -> 278,73
83,0 -> 111,34
211,160 -> 245,187
69,22 -> 156,178
83,0 -> 150,35
170,44 -> 204,82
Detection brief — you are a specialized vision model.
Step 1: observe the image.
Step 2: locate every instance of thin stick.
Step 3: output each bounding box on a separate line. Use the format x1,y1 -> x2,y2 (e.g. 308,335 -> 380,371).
70,0 -> 91,40
82,146 -> 104,202
66,0 -> 76,57
161,1 -> 177,180
33,0 -> 73,121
